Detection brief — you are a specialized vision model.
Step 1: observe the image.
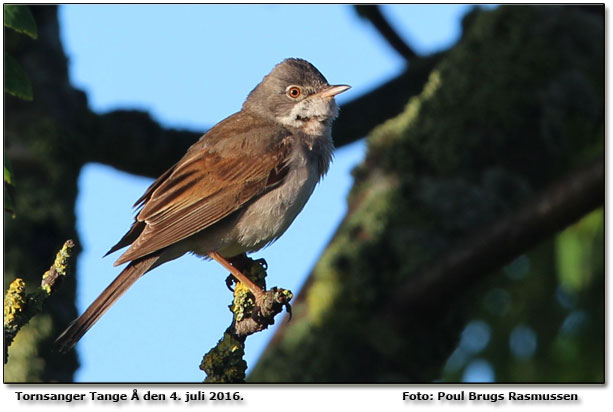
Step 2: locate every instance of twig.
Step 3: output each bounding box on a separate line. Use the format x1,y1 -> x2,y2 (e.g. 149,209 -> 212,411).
355,5 -> 417,61
4,239 -> 75,363
200,257 -> 292,382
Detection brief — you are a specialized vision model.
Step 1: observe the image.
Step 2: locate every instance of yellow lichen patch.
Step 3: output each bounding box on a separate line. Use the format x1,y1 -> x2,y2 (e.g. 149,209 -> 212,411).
4,278 -> 27,327
40,282 -> 52,295
277,289 -> 293,302
40,240 -> 75,295
231,282 -> 255,322
52,240 -> 74,276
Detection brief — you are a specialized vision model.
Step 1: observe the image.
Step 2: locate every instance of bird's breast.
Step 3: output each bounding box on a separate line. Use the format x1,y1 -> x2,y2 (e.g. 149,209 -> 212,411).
231,154 -> 320,252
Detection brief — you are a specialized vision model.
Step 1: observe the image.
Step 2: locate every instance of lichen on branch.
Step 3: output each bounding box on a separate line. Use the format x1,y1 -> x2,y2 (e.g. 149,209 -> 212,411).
200,256 -> 292,383
4,239 -> 75,364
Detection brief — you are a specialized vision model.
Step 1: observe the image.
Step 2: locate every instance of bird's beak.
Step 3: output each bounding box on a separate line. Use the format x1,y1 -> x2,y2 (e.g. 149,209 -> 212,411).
315,84 -> 351,99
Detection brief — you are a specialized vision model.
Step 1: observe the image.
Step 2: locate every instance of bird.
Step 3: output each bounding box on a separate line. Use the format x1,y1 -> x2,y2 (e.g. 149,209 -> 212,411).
55,58 -> 350,352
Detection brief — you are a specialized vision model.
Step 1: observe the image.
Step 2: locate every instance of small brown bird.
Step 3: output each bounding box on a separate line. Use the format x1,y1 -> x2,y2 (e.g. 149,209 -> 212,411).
56,58 -> 350,351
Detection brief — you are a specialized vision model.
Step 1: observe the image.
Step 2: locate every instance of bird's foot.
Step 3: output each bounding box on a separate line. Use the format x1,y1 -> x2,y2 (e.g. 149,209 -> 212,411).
210,252 -> 266,298
225,275 -> 236,292
253,258 -> 268,270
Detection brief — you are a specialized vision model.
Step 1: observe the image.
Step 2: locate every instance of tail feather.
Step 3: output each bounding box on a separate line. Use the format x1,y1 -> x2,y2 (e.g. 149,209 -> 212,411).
55,254 -> 159,353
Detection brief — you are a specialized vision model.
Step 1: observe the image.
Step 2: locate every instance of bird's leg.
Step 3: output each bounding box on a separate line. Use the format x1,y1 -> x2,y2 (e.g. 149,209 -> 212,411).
223,254 -> 248,291
223,253 -> 254,291
227,254 -> 267,290
227,253 -> 252,271
209,252 -> 264,298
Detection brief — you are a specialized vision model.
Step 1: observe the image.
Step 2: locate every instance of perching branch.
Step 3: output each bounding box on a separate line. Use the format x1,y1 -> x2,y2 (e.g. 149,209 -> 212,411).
4,239 -> 75,364
200,257 -> 292,382
388,158 -> 604,314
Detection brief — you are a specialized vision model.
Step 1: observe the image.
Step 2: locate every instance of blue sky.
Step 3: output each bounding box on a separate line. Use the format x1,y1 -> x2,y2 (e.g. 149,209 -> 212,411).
58,4 -> 484,382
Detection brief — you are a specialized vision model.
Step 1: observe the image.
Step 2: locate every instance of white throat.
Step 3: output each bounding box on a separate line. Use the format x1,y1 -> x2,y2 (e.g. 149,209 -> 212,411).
277,97 -> 339,137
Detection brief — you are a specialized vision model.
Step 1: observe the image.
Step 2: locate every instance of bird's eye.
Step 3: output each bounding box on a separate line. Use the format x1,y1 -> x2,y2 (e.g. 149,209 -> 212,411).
286,86 -> 301,99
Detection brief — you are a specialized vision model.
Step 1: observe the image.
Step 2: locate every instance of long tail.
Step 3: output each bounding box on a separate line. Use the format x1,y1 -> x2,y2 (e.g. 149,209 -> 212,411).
55,254 -> 159,352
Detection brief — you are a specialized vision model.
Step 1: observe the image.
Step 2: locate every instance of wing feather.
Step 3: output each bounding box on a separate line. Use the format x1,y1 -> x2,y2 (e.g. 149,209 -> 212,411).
112,121 -> 292,266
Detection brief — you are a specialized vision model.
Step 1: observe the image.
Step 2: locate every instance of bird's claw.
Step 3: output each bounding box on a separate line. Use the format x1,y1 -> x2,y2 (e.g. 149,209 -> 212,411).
283,301 -> 292,321
225,275 -> 236,292
254,258 -> 268,270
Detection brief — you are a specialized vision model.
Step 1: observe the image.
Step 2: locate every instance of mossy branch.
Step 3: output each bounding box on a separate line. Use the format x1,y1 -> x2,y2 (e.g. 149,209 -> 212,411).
388,158 -> 604,313
4,239 -> 75,364
200,257 -> 292,383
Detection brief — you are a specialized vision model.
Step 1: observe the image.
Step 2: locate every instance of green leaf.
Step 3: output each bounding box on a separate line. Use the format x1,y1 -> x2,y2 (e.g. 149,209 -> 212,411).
4,159 -> 15,186
555,208 -> 603,291
4,5 -> 38,39
4,53 -> 33,100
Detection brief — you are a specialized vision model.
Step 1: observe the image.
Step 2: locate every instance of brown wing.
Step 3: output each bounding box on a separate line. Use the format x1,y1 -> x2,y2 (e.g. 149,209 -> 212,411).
112,132 -> 292,266
104,166 -> 177,257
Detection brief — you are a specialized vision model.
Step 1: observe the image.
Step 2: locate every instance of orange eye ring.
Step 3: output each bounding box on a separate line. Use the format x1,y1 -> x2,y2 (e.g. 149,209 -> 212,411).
287,86 -> 301,99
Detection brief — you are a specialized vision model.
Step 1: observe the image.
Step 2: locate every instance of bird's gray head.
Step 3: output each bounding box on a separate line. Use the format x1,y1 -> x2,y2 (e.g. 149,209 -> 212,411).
243,58 -> 350,134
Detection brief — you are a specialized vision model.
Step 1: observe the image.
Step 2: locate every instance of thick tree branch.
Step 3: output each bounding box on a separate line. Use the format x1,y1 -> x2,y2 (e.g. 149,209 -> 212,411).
85,110 -> 201,177
85,50 -> 444,179
332,53 -> 443,147
80,52 -> 443,178
388,158 -> 604,313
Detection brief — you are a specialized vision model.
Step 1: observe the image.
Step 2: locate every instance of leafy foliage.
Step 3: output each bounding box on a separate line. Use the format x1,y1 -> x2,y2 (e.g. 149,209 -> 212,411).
442,209 -> 603,382
4,52 -> 33,101
4,5 -> 38,39
4,5 -> 37,100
